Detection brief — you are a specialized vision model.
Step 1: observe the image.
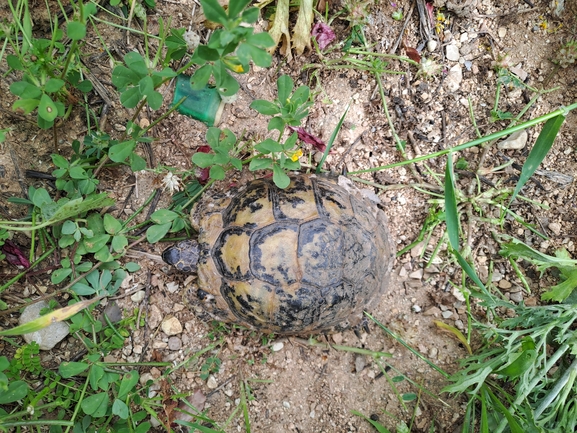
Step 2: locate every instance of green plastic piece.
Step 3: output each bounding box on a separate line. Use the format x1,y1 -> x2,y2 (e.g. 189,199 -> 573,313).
172,74 -> 224,126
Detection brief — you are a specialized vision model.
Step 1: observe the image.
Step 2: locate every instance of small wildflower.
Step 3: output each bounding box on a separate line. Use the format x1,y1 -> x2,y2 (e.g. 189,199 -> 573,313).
162,172 -> 182,194
196,146 -> 211,184
311,22 -> 336,51
288,126 -> 326,152
392,9 -> 403,21
417,57 -> 441,78
183,30 -> 201,52
2,239 -> 31,269
290,149 -> 303,162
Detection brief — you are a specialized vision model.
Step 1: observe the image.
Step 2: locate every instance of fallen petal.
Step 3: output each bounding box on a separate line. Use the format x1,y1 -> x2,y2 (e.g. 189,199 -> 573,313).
311,22 -> 336,51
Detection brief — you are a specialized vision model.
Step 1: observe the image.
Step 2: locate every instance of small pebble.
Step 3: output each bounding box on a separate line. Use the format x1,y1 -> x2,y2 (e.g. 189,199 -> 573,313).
355,355 -> 366,373
510,292 -> 524,303
445,64 -> 463,92
409,269 -> 424,279
498,279 -> 512,289
548,222 -> 561,236
283,401 -> 291,409
161,317 -> 183,336
423,307 -> 442,316
454,319 -> 465,330
445,44 -> 460,61
498,27 -> 507,38
130,290 -> 145,303
332,333 -> 343,344
271,342 -> 285,352
441,310 -> 454,319
168,336 -> 182,351
498,130 -> 528,150
412,305 -> 422,313
427,39 -> 438,52
207,375 -> 218,389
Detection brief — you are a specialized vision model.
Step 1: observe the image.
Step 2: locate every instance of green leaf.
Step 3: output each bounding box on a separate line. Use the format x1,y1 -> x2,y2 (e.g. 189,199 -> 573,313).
83,234 -> 111,253
89,364 -> 105,391
291,85 -> 310,106
38,93 -> 59,122
113,399 -> 129,419
190,64 -> 213,90
196,45 -> 221,61
12,98 -> 40,114
59,361 -> 90,378
150,209 -> 178,224
200,0 -> 229,26
146,222 -> 171,243
250,100 -> 279,116
209,165 -> 226,180
0,381 -> 29,404
124,51 -> 149,76
247,32 -> 275,48
206,126 -> 222,147
51,267 -> 72,284
267,117 -> 285,133
228,0 -> 251,18
541,268 -> 577,302
71,282 -> 96,296
125,262 -> 141,272
120,86 -> 143,108
44,78 -> 65,93
94,246 -> 113,263
237,42 -> 272,68
146,90 -> 163,110
109,140 -> 136,163
52,154 -> 69,169
77,79 -> 93,93
112,65 -> 140,90
248,158 -> 272,171
130,153 -> 147,172
241,6 -> 259,23
510,115 -> 565,205
67,21 -> 86,40
10,81 -> 42,99
118,371 -> 139,399
272,165 -> 290,189
103,214 -> 123,235
277,75 -> 293,104
192,152 -> 215,168
256,138 -> 283,153
81,392 -> 110,418
69,166 -> 88,179
7,54 -> 24,71
31,187 -> 52,208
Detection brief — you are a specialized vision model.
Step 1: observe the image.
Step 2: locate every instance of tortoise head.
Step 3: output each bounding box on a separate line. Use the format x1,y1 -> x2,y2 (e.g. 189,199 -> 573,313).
162,240 -> 200,273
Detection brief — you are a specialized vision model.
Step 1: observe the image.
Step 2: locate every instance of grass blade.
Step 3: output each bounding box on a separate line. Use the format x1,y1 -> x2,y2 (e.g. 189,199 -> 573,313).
0,298 -> 100,336
509,114 -> 565,204
315,103 -> 349,173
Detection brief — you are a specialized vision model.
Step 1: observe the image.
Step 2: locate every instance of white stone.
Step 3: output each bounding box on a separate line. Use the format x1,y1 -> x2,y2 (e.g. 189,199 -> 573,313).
161,317 -> 183,336
445,44 -> 460,62
445,64 -> 463,92
206,375 -> 218,389
498,27 -> 507,38
19,301 -> 70,350
498,130 -> 528,150
548,222 -> 561,236
271,342 -> 285,352
166,282 -> 179,293
130,290 -> 145,303
427,40 -> 438,52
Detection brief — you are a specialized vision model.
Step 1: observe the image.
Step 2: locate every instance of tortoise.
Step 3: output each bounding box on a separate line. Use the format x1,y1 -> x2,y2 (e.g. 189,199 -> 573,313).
162,174 -> 395,335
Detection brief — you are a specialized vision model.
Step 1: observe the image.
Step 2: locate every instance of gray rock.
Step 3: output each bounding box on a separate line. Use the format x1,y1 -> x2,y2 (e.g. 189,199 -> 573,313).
19,301 -> 70,350
168,336 -> 182,350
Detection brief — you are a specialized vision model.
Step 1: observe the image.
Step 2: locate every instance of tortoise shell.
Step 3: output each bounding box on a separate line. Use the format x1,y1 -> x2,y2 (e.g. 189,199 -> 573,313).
163,174 -> 395,335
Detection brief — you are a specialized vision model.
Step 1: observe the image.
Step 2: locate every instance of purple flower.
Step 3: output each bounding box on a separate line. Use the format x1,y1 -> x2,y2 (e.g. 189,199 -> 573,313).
312,22 -> 336,51
2,240 -> 31,269
288,126 -> 326,152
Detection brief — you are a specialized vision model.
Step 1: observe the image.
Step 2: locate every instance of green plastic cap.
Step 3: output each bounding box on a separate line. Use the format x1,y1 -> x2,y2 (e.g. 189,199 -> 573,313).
172,74 -> 224,126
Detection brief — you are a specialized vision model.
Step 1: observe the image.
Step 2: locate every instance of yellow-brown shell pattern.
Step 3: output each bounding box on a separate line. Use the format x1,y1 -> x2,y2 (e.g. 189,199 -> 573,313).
191,174 -> 394,334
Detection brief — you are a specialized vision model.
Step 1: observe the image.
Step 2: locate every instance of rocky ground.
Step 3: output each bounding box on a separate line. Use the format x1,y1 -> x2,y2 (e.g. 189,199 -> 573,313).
1,0 -> 576,431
